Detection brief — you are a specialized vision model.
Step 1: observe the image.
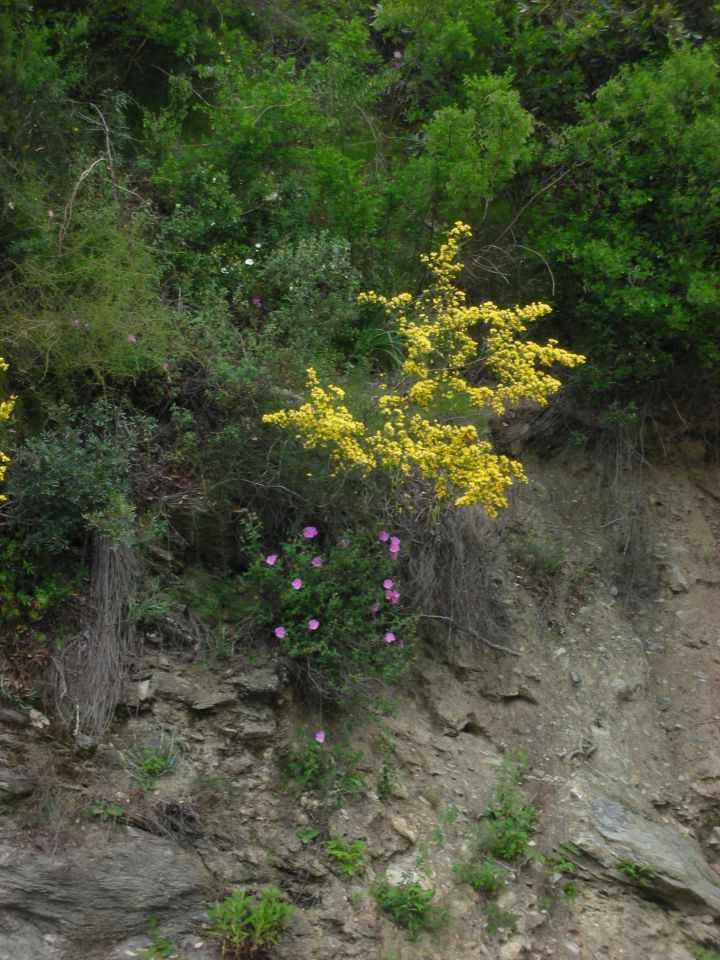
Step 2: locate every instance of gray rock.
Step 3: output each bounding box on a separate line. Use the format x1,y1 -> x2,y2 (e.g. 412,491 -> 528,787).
666,564 -> 689,593
563,780 -> 720,913
228,667 -> 280,700
0,829 -> 213,947
570,668 -> 582,685
656,696 -> 671,710
0,761 -> 35,803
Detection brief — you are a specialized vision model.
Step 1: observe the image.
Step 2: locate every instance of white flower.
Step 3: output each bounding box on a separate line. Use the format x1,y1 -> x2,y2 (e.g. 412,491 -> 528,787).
244,258 -> 255,266
255,242 -> 262,249
221,267 -> 228,274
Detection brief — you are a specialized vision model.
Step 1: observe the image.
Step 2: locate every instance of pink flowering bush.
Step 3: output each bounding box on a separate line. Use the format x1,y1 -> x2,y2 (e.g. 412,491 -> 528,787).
247,526 -> 414,702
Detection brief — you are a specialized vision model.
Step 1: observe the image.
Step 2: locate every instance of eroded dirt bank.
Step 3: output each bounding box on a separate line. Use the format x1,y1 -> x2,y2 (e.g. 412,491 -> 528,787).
1,435 -> 718,960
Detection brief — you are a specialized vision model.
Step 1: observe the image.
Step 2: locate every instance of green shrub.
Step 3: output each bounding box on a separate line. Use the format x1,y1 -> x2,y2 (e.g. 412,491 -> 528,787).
528,46 -> 720,393
514,527 -> 565,578
371,879 -> 448,940
207,886 -> 295,957
326,835 -> 366,875
247,526 -> 414,703
485,901 -> 519,933
479,753 -> 537,861
453,858 -> 509,894
6,402 -> 154,556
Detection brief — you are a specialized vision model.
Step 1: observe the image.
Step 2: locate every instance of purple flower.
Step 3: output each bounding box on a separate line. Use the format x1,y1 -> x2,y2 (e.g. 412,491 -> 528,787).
291,578 -> 302,590
393,50 -> 403,59
389,536 -> 401,552
315,730 -> 325,744
384,632 -> 396,644
274,626 -> 286,639
252,297 -> 263,308
308,618 -> 320,630
127,333 -> 137,343
371,601 -> 380,613
265,554 -> 278,566
378,530 -> 390,542
389,589 -> 400,603
383,578 -> 394,590
311,555 -> 322,568
302,526 -> 318,539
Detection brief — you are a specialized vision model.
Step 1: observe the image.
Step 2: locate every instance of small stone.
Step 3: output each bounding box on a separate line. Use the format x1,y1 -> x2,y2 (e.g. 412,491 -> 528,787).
563,942 -> 581,959
570,668 -> 582,685
667,564 -> 689,593
390,816 -> 416,844
609,585 -> 619,596
656,696 -> 671,710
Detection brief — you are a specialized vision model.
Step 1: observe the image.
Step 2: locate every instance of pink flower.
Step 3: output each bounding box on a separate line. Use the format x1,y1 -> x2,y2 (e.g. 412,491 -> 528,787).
371,601 -> 380,613
162,362 -> 169,371
69,317 -> 80,326
302,526 -> 318,539
378,530 -> 390,542
399,639 -> 405,649
315,730 -> 325,744
384,632 -> 396,644
127,333 -> 137,343
389,536 -> 401,552
311,555 -> 322,567
252,297 -> 263,308
389,589 -> 400,603
308,618 -> 319,630
393,50 -> 403,59
383,578 -> 394,590
265,554 -> 278,566
389,549 -> 399,560
291,578 -> 302,590
274,626 -> 286,639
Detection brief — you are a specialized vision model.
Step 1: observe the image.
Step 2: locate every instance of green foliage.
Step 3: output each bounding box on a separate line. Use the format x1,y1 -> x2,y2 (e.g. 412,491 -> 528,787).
371,879 -> 448,940
207,886 -> 295,957
326,834 -> 367,875
453,858 -> 509,894
478,753 -> 537,861
90,799 -> 125,822
247,527 -> 414,703
695,949 -> 720,960
375,729 -> 400,800
485,901 -> 519,933
619,860 -> 656,886
283,733 -> 366,807
529,46 -> 720,393
6,402 -> 154,556
0,536 -> 75,625
126,734 -> 180,789
296,826 -> 320,845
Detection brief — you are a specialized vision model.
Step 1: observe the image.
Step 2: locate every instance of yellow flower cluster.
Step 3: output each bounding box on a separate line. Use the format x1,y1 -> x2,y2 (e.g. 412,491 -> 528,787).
0,357 -> 15,501
263,223 -> 584,514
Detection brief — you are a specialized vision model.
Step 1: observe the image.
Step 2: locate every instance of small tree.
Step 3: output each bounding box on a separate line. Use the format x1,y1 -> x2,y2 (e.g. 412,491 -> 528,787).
264,222 -> 584,515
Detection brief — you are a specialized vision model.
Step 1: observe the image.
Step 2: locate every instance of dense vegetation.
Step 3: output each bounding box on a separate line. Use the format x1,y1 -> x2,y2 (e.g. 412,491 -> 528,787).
0,1 -> 718,714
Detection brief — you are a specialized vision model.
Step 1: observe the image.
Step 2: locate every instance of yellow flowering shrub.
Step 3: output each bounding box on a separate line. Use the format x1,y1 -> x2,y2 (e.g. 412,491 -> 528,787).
0,357 -> 15,501
264,223 -> 584,514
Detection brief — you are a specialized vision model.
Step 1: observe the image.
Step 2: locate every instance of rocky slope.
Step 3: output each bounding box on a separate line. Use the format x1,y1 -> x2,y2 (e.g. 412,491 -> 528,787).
0,433 -> 718,960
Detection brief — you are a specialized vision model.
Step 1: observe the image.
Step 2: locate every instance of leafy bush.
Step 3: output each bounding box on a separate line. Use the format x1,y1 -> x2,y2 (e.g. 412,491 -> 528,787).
371,879 -> 448,940
207,886 -> 295,958
247,525 -> 413,702
453,858 -> 509,894
479,753 -> 537,861
326,834 -> 366,875
6,402 -> 154,556
529,46 -> 720,393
